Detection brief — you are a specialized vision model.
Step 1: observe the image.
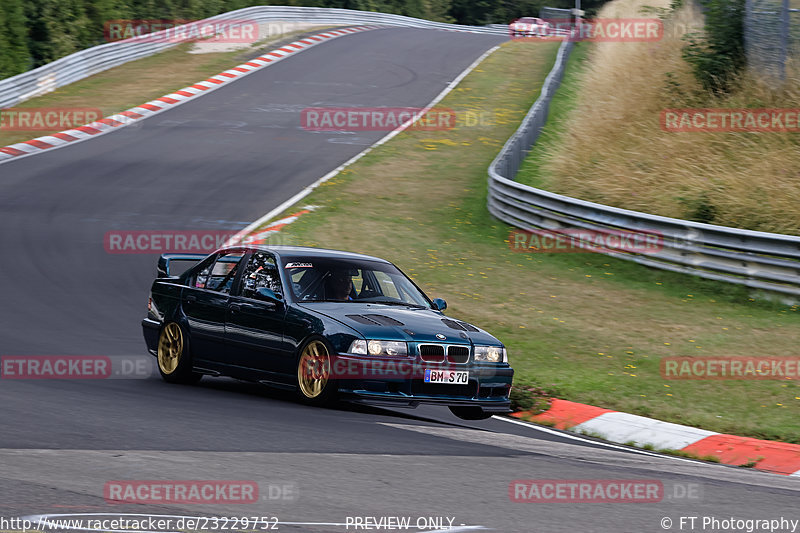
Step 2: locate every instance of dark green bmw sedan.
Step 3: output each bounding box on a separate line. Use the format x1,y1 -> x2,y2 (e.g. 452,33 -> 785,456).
142,246 -> 513,420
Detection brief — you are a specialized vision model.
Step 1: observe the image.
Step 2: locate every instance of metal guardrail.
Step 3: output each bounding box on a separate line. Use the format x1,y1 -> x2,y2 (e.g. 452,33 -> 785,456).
487,39 -> 800,297
0,6 -> 506,109
745,0 -> 800,82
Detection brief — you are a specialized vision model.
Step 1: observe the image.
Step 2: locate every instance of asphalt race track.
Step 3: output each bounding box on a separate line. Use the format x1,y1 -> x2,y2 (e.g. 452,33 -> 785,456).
1,27 -> 798,533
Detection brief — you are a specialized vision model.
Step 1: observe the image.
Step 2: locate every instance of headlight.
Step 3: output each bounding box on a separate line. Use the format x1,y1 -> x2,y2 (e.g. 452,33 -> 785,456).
474,345 -> 507,363
348,339 -> 408,356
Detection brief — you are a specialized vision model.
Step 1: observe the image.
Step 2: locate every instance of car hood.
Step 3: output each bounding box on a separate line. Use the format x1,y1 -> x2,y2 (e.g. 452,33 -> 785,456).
297,302 -> 502,346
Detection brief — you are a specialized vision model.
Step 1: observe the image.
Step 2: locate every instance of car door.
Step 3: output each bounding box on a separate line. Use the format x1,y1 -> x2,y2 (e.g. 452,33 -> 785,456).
225,251 -> 291,378
181,250 -> 245,366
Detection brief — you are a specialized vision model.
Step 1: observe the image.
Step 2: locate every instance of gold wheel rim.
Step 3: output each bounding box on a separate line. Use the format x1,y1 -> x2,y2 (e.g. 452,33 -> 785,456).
298,340 -> 330,399
158,323 -> 183,375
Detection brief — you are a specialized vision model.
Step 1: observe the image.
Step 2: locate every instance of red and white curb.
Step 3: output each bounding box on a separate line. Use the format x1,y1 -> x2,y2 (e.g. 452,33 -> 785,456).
514,399 -> 800,476
0,26 -> 378,165
227,207 -> 316,246
242,209 -> 312,243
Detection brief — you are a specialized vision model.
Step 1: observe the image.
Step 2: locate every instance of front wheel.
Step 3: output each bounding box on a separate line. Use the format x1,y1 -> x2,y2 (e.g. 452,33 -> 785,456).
449,406 -> 494,420
295,338 -> 337,405
157,322 -> 202,384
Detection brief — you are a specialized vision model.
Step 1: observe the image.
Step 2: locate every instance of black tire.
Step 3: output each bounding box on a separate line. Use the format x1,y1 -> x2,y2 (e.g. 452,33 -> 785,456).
294,337 -> 337,405
449,406 -> 494,420
157,322 -> 202,384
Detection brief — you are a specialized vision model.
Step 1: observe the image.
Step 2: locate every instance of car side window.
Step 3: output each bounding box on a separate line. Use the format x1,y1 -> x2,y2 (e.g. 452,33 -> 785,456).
189,257 -> 216,289
241,252 -> 283,299
204,252 -> 245,294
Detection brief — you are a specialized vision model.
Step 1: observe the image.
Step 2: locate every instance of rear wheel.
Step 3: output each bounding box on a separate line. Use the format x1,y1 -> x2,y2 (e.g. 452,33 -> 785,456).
449,406 -> 494,420
157,322 -> 202,384
295,338 -> 337,405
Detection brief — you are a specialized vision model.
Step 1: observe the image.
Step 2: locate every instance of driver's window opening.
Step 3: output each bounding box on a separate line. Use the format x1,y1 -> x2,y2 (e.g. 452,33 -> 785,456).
193,262 -> 213,289
242,252 -> 282,300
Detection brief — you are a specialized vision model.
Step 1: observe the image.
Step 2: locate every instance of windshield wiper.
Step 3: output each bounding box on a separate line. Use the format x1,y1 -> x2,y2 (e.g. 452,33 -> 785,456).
368,300 -> 427,308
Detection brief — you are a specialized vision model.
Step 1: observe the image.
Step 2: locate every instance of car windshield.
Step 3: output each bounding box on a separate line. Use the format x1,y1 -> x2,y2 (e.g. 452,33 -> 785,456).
283,257 -> 431,306
518,17 -> 539,23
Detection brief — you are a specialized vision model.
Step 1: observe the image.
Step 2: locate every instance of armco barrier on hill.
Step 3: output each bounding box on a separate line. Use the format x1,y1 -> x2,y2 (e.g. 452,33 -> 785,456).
487,38 -> 800,298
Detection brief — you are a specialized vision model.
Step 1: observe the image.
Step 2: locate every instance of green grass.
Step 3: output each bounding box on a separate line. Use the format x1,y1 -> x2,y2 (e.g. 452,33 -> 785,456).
516,42 -> 590,188
658,449 -> 721,463
252,38 -> 800,444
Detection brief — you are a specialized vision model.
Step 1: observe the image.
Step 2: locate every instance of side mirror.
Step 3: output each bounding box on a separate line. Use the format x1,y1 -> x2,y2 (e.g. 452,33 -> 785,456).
432,298 -> 447,311
256,287 -> 284,305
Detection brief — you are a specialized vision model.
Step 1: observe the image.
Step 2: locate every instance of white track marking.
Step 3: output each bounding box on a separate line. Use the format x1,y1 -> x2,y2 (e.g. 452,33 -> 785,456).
234,44 -> 502,239
492,415 -> 703,462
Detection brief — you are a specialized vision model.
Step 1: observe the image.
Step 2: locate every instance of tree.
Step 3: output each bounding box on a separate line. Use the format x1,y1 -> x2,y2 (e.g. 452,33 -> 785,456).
425,0 -> 454,22
682,0 -> 745,92
25,0 -> 93,67
0,0 -> 29,77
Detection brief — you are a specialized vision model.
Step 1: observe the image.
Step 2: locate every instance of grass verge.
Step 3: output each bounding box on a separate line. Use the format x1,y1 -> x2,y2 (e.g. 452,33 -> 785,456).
253,39 -> 800,443
516,41 -> 589,189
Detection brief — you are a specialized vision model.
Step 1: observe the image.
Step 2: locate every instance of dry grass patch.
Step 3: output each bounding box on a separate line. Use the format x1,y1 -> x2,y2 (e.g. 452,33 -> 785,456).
528,0 -> 800,234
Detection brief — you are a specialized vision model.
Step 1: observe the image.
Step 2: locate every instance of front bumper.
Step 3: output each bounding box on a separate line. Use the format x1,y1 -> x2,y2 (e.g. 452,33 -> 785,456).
345,392 -> 512,413
331,353 -> 513,412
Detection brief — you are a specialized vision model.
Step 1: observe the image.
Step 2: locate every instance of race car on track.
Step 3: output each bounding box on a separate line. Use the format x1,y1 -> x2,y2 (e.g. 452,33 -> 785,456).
142,246 -> 514,420
509,17 -> 551,37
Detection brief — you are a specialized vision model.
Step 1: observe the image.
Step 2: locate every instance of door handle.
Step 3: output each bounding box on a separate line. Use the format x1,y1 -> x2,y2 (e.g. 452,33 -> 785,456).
186,295 -> 197,303
230,303 -> 241,312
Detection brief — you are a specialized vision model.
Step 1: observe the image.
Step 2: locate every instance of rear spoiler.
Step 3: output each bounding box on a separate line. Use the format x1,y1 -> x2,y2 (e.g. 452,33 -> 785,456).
157,253 -> 207,278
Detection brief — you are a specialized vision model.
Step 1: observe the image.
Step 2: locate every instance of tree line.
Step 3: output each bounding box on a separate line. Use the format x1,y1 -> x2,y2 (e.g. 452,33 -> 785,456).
0,0 -> 605,80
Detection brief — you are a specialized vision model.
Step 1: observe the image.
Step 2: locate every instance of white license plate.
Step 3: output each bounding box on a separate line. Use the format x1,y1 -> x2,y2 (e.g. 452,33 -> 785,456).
424,369 -> 469,384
